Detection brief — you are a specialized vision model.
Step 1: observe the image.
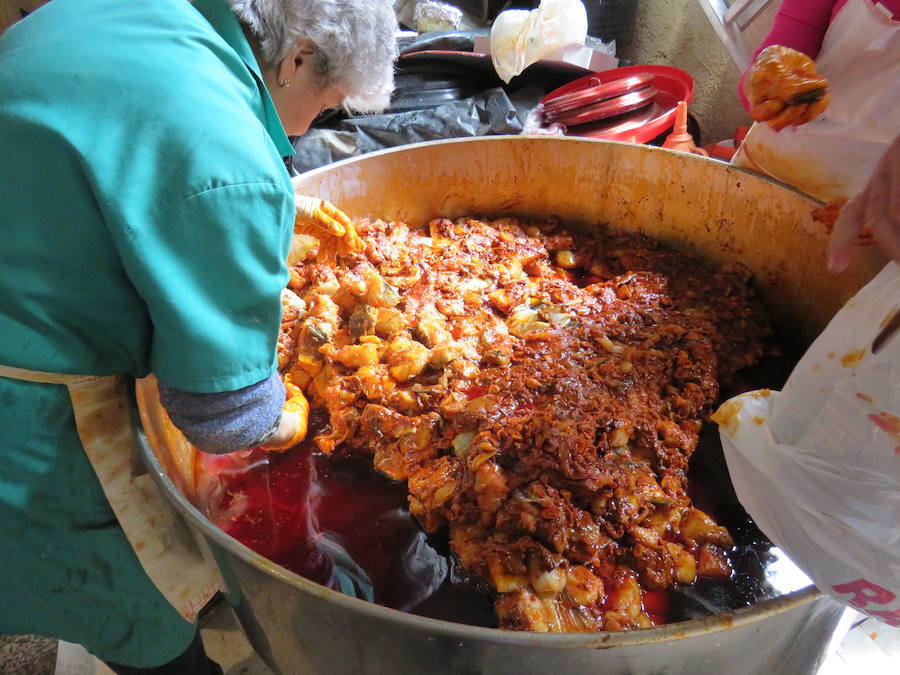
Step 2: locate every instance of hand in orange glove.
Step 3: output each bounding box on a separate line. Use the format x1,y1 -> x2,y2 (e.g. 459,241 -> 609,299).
748,45 -> 830,132
260,375 -> 310,453
294,195 -> 364,263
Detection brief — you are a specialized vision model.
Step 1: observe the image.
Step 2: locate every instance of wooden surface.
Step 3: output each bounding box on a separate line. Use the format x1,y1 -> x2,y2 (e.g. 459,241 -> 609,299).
0,0 -> 46,34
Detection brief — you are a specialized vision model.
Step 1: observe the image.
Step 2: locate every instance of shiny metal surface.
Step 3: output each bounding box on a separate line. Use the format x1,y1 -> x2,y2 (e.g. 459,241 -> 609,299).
135,138 -> 886,675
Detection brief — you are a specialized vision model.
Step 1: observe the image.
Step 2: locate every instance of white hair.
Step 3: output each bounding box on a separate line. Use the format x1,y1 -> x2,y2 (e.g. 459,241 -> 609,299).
229,0 -> 397,113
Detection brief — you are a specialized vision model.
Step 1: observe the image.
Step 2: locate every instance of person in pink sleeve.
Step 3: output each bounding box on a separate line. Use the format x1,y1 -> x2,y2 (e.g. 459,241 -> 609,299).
732,0 -> 899,207
738,0 -> 899,108
828,132 -> 900,272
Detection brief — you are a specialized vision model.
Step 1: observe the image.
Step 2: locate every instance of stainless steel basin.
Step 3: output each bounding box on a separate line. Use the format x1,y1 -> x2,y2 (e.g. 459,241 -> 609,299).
134,137 -> 886,675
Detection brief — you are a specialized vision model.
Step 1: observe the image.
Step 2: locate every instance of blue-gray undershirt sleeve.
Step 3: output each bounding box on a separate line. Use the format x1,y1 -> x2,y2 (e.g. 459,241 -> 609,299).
158,372 -> 284,454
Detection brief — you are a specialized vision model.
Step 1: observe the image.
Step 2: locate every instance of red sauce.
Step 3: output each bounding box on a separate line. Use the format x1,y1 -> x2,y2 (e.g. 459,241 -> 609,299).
464,384 -> 490,400
641,590 -> 669,626
201,444 -> 496,625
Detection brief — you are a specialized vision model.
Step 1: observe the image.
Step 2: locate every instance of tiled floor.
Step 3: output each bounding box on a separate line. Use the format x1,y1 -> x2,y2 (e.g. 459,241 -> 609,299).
3,604 -> 898,674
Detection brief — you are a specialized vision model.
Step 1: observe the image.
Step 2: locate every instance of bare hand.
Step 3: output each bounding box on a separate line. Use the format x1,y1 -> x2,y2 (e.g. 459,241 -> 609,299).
828,135 -> 900,272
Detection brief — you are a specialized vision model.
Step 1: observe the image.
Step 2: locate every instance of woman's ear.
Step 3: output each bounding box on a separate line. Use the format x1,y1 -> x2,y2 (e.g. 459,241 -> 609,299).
278,38 -> 315,86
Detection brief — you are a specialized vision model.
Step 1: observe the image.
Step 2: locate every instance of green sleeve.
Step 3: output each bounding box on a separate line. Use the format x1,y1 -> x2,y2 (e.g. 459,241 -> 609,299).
113,181 -> 293,393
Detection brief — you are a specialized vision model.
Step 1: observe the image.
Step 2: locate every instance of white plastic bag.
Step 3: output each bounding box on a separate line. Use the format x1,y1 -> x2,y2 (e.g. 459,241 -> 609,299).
412,0 -> 463,32
716,262 -> 900,626
489,0 -> 588,83
522,104 -> 566,136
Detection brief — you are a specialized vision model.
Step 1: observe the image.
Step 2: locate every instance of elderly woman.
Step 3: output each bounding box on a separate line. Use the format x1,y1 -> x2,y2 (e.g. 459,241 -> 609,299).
0,0 -> 396,673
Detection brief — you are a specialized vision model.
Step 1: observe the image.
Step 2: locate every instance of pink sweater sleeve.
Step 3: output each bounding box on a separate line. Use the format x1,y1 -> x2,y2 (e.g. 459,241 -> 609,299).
757,0 -> 843,59
738,0 -> 841,110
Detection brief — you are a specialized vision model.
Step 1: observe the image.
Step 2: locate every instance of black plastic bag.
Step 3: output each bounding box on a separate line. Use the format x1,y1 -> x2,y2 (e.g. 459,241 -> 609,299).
290,88 -> 528,174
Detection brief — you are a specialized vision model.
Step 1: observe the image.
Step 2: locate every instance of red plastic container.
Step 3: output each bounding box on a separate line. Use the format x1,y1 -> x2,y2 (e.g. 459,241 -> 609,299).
546,86 -> 658,127
541,73 -> 655,119
540,65 -> 695,143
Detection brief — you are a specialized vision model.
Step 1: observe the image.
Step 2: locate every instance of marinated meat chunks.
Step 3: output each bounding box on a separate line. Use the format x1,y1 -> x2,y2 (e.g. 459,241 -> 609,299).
278,217 -> 770,631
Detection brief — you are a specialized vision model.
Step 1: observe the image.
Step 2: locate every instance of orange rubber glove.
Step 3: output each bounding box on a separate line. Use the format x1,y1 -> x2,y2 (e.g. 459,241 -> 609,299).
294,195 -> 364,263
748,45 -> 830,132
260,375 -> 310,453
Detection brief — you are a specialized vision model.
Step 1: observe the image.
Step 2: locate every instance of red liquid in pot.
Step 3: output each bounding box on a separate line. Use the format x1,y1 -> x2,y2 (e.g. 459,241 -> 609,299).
201,441 -> 497,626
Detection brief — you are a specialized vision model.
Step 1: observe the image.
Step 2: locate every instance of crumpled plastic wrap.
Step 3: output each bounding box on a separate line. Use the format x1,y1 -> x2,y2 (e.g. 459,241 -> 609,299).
716,262 -> 900,627
490,0 -> 588,83
413,1 -> 463,32
290,88 -> 529,174
522,103 -> 565,136
398,28 -> 489,55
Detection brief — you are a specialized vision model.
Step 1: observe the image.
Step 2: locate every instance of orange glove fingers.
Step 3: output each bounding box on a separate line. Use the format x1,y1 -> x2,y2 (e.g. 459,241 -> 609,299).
750,98 -> 785,123
311,207 -> 349,236
767,104 -> 807,132
748,45 -> 830,131
294,195 -> 347,237
341,222 -> 365,255
292,195 -> 362,263
283,374 -> 305,401
294,213 -> 346,238
261,376 -> 310,452
318,200 -> 352,228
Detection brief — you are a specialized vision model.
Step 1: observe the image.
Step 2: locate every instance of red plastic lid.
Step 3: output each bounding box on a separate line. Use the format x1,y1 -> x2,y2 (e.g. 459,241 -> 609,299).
540,65 -> 695,143
541,73 -> 656,119
548,86 -> 657,127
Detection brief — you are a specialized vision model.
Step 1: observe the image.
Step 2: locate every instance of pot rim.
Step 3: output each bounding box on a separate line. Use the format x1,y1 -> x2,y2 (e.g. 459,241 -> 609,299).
288,135 -> 823,207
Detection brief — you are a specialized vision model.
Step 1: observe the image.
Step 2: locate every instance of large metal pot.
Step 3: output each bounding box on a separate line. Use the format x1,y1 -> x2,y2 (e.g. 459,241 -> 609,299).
134,137 -> 886,675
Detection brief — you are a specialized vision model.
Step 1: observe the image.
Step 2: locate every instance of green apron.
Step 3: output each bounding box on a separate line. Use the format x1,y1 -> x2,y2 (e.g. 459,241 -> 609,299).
0,0 -> 295,666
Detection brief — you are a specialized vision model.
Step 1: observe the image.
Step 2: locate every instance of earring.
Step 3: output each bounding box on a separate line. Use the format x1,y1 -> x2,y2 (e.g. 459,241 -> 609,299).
279,79 -> 291,88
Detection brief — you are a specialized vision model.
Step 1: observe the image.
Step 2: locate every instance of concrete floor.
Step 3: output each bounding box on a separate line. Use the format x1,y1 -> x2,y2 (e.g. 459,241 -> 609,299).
0,634 -> 57,675
0,600 -> 271,675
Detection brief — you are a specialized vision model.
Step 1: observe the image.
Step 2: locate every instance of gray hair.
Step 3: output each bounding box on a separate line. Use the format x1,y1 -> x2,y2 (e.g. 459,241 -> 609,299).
229,0 -> 397,113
